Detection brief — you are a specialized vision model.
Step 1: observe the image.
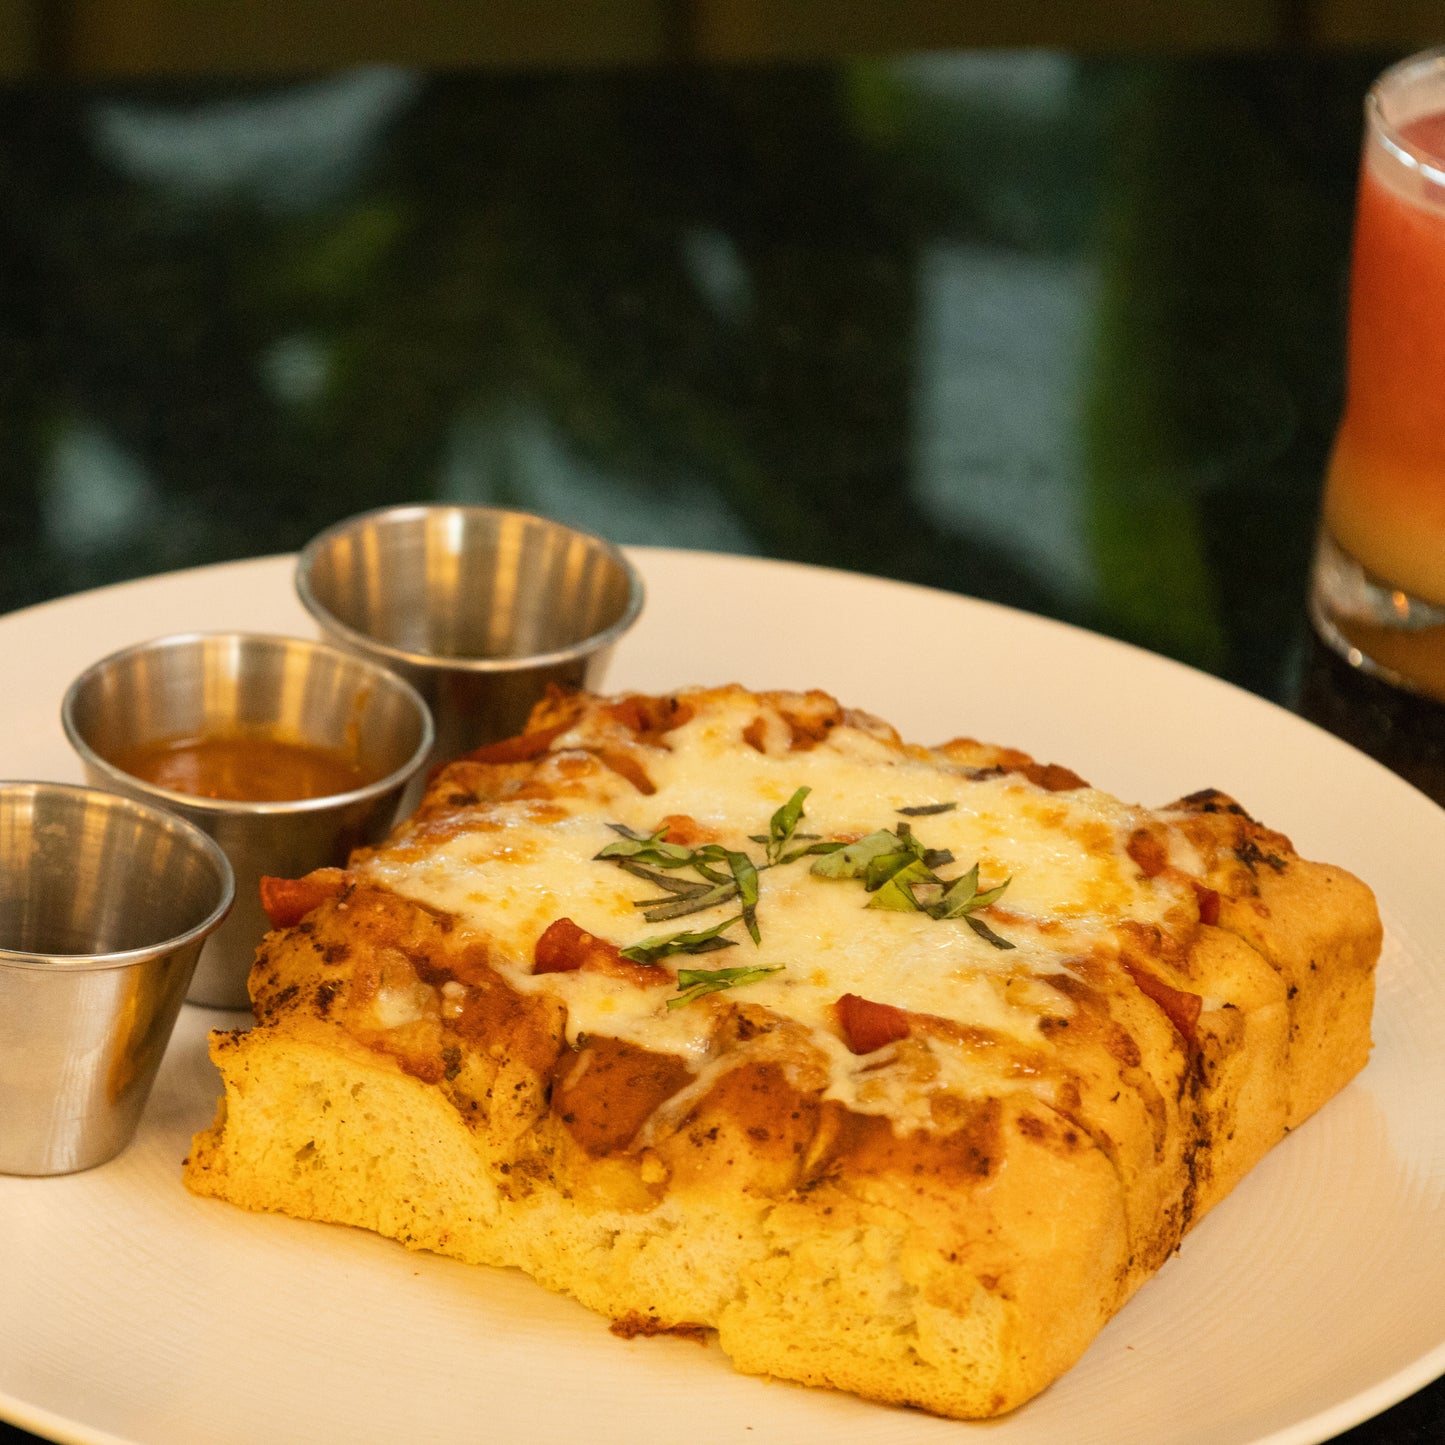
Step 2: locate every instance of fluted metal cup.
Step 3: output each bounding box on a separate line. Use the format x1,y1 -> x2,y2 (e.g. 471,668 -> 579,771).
61,633 -> 433,1010
0,782 -> 233,1175
295,505 -> 644,772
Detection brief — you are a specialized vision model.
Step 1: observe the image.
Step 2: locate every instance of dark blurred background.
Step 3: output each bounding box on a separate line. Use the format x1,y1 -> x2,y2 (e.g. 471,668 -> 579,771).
4,3 -> 1440,706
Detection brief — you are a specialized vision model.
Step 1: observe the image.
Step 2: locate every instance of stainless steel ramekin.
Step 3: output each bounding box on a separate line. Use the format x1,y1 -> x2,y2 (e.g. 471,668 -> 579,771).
295,505 -> 644,769
0,781 -> 233,1175
61,632 -> 433,1009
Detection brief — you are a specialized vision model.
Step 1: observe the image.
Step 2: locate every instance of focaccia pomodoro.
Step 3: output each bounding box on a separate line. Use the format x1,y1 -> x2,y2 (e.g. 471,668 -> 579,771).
184,684 -> 1380,1419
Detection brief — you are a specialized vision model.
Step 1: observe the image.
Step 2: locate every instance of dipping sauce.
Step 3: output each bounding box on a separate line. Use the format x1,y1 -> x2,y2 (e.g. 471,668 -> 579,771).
112,733 -> 374,802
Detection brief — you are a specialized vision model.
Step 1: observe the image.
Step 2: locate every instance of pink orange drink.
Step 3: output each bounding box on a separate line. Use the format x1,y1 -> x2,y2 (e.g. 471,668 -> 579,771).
1312,50 -> 1445,701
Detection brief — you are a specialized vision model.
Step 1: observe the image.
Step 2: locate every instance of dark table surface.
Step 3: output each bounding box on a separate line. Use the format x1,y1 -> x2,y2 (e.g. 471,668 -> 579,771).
0,50 -> 1441,1444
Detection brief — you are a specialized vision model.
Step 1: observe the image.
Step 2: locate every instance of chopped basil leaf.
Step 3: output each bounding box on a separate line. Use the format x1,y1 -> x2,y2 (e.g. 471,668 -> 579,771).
596,827 -> 697,868
811,822 -> 1014,943
927,862 -> 980,918
810,829 -> 902,879
620,915 -> 743,964
635,880 -> 740,922
775,838 -> 846,865
688,845 -> 737,885
727,850 -> 759,905
666,963 -> 784,1010
866,858 -> 938,911
925,865 -> 1012,921
764,787 -> 812,864
726,850 -> 761,944
613,860 -> 715,898
966,915 -> 1016,950
862,849 -> 921,893
972,880 -> 1010,909
598,791 -> 1014,956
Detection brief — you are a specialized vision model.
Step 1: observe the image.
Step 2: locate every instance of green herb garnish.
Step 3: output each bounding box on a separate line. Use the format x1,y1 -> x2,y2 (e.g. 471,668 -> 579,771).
751,787 -> 844,865
866,857 -> 940,911
810,826 -> 1014,947
612,860 -> 715,898
667,964 -> 784,1010
599,791 -> 816,941
599,789 -> 1014,958
599,829 -> 745,923
620,915 -> 744,965
764,787 -> 810,862
596,826 -> 701,869
808,825 -> 952,887
928,862 -> 1011,920
632,880 -> 740,923
964,915 -> 1014,949
809,829 -> 902,879
728,850 -> 761,943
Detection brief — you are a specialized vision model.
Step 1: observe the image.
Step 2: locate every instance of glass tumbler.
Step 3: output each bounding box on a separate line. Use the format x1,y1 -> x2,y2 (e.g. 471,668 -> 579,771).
1310,49 -> 1445,701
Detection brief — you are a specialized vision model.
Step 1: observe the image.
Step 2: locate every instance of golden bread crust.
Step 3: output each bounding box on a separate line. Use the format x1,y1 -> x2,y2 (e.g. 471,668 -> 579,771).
184,685 -> 1380,1419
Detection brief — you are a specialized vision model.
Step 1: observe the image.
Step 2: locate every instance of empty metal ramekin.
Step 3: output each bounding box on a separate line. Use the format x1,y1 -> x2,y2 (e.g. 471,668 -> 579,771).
294,505 -> 644,769
61,632 -> 433,1010
0,781 -> 233,1175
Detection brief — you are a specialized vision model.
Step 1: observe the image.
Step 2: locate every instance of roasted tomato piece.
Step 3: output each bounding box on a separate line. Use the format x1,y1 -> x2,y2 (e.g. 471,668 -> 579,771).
534,917 -> 667,988
463,719 -> 574,765
259,868 -> 348,928
605,694 -> 695,742
836,992 -> 912,1054
533,918 -> 596,973
1193,883 -> 1221,926
1121,960 -> 1202,1041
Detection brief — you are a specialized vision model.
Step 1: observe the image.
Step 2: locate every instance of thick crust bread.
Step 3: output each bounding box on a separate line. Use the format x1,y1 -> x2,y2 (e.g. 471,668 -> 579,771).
184,685 -> 1380,1419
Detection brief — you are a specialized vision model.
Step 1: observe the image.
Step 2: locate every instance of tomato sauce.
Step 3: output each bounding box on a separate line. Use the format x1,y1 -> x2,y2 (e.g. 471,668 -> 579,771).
113,732 -> 373,802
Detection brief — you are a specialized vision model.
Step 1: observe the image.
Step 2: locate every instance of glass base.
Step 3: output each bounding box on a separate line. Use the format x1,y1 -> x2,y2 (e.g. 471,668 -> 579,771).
1309,527 -> 1445,704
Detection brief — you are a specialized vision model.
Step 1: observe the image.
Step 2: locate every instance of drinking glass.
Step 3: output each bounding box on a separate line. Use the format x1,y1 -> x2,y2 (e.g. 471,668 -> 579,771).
1310,48 -> 1445,701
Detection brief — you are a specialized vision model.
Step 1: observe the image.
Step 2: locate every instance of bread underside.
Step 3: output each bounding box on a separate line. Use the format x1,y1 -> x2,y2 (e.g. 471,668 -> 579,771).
184,686 -> 1380,1420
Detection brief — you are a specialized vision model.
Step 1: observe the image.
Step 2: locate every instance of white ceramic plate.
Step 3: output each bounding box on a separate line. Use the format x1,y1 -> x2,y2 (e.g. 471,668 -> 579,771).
1,549 -> 1441,1445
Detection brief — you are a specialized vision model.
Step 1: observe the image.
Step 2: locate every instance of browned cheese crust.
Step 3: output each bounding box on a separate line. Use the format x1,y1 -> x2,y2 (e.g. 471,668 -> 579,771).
184,685 -> 1380,1420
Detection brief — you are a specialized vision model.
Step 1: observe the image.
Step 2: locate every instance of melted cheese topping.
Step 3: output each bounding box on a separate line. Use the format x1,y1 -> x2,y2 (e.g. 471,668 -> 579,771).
358,693 -> 1196,1117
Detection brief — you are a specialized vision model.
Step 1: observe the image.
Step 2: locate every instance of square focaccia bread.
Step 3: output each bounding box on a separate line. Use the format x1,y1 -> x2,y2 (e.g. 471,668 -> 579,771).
184,685 -> 1380,1419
